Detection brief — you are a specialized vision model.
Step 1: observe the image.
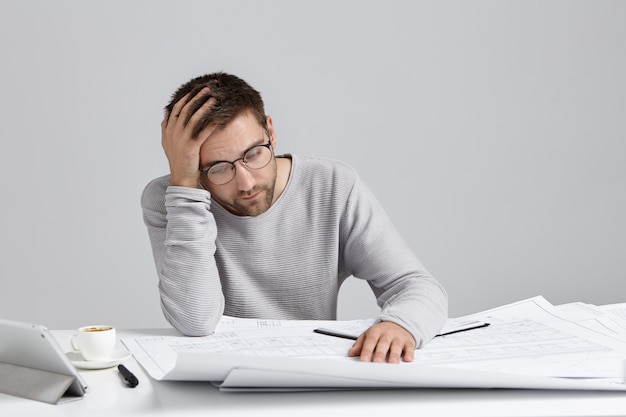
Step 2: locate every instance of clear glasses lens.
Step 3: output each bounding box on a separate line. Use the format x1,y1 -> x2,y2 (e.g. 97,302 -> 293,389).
206,144 -> 272,185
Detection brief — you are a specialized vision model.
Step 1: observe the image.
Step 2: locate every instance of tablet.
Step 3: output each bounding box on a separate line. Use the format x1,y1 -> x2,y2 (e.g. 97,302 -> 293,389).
0,318 -> 89,401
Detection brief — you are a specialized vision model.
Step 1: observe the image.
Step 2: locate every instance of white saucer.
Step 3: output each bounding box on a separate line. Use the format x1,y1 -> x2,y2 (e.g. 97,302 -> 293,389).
67,348 -> 132,370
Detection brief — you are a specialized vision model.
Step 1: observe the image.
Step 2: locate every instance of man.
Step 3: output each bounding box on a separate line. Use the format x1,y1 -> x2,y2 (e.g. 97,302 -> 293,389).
141,72 -> 447,363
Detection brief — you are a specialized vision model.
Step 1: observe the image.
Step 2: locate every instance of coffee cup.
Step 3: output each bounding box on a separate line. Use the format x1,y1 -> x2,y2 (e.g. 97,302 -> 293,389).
70,325 -> 116,361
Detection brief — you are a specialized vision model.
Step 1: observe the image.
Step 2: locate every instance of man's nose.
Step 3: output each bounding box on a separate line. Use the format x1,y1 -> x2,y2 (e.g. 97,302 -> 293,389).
234,160 -> 255,191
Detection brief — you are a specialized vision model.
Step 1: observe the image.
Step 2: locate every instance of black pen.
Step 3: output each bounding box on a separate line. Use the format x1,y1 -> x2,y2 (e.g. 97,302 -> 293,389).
436,322 -> 490,337
314,323 -> 490,341
313,327 -> 358,341
118,364 -> 139,388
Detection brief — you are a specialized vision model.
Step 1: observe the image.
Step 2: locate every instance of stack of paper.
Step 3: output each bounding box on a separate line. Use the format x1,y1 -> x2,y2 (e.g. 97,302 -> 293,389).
122,296 -> 626,392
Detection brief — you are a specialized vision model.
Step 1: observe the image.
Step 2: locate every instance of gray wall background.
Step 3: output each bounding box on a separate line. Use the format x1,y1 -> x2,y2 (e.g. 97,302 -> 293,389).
1,0 -> 624,330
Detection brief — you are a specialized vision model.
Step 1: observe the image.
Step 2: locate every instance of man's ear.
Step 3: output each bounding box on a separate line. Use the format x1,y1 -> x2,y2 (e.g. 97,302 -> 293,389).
265,115 -> 276,148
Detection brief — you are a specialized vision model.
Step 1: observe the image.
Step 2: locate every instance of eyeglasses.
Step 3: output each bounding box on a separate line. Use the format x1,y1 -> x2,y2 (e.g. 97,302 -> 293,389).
201,131 -> 274,185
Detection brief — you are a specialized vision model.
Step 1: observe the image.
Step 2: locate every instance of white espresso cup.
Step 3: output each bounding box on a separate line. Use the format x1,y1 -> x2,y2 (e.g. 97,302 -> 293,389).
70,325 -> 116,361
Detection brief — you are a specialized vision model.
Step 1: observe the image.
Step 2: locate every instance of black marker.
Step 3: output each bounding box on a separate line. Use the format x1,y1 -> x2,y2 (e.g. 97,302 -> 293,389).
436,322 -> 490,337
313,328 -> 358,341
118,364 -> 139,388
314,323 -> 491,341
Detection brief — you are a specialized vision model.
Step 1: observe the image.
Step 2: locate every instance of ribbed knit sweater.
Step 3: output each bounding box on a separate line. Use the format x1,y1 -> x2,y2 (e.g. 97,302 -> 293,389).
141,154 -> 447,347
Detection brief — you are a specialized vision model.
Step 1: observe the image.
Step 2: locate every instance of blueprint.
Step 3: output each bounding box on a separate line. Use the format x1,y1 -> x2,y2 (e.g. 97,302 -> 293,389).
122,296 -> 626,391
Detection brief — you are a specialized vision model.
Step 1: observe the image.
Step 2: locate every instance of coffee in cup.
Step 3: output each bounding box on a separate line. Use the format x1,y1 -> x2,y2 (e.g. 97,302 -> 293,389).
70,325 -> 116,361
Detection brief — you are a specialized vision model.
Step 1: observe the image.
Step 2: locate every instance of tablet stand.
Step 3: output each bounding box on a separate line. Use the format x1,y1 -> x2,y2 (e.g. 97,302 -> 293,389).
0,362 -> 81,404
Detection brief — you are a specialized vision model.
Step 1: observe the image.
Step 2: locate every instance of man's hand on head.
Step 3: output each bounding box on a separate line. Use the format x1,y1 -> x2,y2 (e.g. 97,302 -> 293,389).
348,321 -> 416,364
162,87 -> 216,188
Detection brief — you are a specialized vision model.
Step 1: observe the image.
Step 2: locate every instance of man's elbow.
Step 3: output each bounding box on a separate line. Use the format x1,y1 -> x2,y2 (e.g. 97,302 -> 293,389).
161,302 -> 223,336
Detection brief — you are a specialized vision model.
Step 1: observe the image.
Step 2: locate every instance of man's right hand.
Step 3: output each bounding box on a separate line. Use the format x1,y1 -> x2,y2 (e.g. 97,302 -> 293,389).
161,87 -> 217,188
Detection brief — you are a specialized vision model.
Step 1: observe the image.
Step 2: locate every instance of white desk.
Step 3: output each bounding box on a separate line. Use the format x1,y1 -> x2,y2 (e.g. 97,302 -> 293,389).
1,329 -> 626,417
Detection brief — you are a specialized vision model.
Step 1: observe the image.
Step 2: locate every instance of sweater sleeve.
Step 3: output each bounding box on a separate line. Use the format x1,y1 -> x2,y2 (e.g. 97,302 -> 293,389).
140,177 -> 224,336
340,175 -> 448,348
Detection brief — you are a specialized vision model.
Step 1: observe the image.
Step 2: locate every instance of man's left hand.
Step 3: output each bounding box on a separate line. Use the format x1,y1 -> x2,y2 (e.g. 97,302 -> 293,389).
348,321 -> 416,363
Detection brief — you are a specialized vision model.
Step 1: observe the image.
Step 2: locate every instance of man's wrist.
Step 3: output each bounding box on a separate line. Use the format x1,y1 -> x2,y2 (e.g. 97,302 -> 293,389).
169,174 -> 200,188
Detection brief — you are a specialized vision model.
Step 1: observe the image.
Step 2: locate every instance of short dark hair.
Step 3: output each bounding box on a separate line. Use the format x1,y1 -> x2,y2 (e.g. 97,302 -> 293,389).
165,72 -> 266,139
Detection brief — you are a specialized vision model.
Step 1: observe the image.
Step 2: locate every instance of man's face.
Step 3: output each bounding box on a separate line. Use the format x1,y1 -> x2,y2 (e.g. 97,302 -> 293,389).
198,111 -> 277,217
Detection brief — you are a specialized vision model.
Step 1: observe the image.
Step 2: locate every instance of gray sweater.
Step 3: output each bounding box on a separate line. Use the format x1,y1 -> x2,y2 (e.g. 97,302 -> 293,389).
141,154 -> 447,347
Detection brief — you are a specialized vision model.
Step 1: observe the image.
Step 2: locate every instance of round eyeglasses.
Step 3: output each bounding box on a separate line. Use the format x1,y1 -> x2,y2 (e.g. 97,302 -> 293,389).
201,137 -> 274,185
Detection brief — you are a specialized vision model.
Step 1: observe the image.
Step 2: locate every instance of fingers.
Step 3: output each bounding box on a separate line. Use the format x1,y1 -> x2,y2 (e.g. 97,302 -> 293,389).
161,87 -> 217,188
348,335 -> 365,358
402,343 -> 415,362
164,87 -> 215,138
347,322 -> 416,364
358,332 -> 398,363
182,87 -> 215,131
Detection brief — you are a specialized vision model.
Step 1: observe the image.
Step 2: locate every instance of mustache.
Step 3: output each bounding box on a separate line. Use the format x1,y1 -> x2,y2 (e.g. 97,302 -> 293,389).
238,186 -> 267,198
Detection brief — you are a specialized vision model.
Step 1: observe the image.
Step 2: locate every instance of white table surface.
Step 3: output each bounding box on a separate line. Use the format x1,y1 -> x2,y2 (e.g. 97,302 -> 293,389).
1,329 -> 626,417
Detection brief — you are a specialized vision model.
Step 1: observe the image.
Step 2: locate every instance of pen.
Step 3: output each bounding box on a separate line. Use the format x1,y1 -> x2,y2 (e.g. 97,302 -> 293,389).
313,328 -> 358,341
314,322 -> 491,341
436,322 -> 490,337
118,364 -> 139,388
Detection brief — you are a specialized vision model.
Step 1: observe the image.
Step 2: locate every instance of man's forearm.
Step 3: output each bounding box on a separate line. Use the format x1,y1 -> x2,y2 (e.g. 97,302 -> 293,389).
156,186 -> 224,336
